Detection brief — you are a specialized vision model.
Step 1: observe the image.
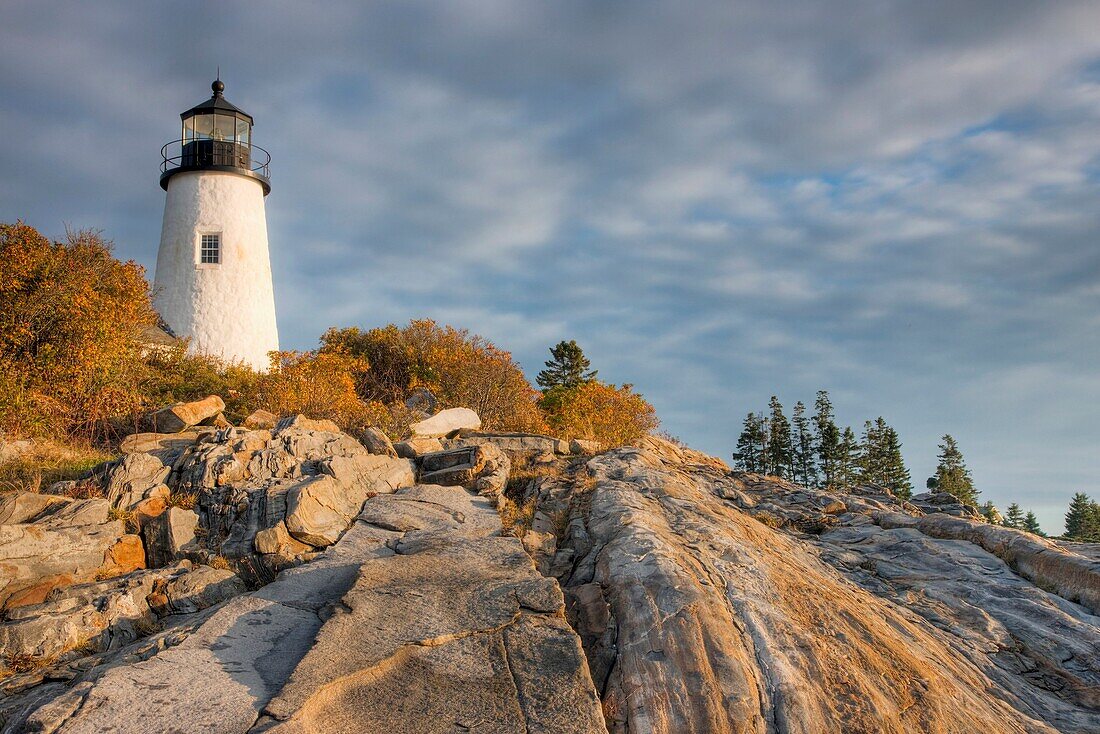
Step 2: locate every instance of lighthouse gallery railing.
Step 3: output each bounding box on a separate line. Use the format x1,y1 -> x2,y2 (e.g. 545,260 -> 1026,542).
160,139 -> 271,178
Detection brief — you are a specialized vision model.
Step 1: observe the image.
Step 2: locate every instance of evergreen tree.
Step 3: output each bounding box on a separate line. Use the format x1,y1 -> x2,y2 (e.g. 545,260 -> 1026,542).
857,417 -> 911,499
979,501 -> 1002,525
857,419 -> 884,482
932,435 -> 978,505
791,401 -> 817,487
834,426 -> 860,489
813,391 -> 841,488
880,425 -> 912,499
1022,511 -> 1045,537
536,340 -> 597,390
732,412 -> 767,473
1064,493 -> 1100,541
1003,503 -> 1024,529
765,396 -> 793,478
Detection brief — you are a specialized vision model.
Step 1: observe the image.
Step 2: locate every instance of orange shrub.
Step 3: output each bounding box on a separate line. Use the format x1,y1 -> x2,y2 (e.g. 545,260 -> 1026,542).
540,382 -> 659,447
0,223 -> 157,440
253,350 -> 371,428
321,320 -> 545,433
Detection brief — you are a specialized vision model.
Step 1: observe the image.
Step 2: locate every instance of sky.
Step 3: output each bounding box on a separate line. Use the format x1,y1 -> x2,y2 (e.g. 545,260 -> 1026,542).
3,1 -> 1100,533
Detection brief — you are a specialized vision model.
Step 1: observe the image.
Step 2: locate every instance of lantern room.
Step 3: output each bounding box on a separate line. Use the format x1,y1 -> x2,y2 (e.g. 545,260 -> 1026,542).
160,78 -> 271,195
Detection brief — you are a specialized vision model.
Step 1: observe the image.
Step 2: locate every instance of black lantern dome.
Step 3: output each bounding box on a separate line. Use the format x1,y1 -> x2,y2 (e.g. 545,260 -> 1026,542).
160,79 -> 271,195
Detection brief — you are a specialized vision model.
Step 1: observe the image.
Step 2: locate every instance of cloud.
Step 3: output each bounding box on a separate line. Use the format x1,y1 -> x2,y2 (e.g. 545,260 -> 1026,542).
3,1 -> 1100,533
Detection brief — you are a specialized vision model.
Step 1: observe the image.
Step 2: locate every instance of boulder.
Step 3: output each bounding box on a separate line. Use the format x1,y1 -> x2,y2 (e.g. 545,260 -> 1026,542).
254,520 -> 313,558
284,475 -> 363,547
198,412 -> 233,429
243,409 -> 279,429
404,387 -> 438,414
35,498 -> 111,528
275,414 -> 341,434
418,445 -> 489,485
0,520 -> 144,610
148,395 -> 226,433
119,431 -> 203,462
569,438 -> 602,455
394,437 -> 444,458
0,562 -> 241,660
131,495 -> 170,530
0,491 -> 70,525
450,431 -> 569,458
910,490 -> 982,519
104,452 -> 170,509
154,564 -> 247,615
417,444 -> 511,501
0,437 -> 34,465
143,507 -> 199,568
354,425 -> 398,457
409,407 -> 481,438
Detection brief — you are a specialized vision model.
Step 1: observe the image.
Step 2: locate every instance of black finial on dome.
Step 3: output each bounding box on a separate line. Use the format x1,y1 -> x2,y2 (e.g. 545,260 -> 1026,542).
212,76 -> 225,97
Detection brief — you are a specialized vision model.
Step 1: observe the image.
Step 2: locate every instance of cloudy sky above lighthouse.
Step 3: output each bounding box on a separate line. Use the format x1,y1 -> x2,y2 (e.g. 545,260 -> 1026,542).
4,1 -> 1100,531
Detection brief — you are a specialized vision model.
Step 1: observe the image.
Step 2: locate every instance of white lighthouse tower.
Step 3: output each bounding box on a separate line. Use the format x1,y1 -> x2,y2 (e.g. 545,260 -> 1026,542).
154,78 -> 278,371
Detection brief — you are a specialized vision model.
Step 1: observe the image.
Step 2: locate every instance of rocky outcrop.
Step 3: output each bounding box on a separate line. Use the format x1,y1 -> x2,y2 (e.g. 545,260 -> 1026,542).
449,431 -> 570,459
0,496 -> 143,610
8,479 -> 605,733
417,443 -> 511,503
167,421 -> 416,576
0,561 -> 243,662
4,419 -> 1097,734
519,438 -> 1100,734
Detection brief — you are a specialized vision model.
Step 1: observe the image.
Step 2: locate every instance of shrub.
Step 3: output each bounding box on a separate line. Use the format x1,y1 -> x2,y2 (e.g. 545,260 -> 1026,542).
540,381 -> 658,447
138,345 -> 260,421
253,350 -> 372,428
321,320 -> 545,433
0,223 -> 158,441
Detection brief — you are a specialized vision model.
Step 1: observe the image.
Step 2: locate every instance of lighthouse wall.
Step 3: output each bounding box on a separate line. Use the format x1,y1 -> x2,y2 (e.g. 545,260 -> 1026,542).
153,171 -> 279,371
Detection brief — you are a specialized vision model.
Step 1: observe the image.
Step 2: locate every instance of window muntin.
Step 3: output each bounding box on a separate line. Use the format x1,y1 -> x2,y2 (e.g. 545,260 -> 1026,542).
199,234 -> 221,265
182,116 -> 194,142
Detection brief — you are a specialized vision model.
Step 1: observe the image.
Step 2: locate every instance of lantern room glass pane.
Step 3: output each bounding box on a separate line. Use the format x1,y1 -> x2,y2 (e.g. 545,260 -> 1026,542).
235,117 -> 250,146
193,114 -> 213,140
212,115 -> 233,142
182,116 -> 194,142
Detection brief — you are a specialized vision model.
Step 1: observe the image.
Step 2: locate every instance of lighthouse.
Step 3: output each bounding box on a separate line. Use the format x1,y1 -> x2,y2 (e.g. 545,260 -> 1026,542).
154,78 -> 279,371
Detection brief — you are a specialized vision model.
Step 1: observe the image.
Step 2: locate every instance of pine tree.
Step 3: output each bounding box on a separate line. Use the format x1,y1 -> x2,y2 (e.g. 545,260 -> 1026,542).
1064,493 -> 1100,541
765,396 -> 793,479
880,425 -> 912,499
933,435 -> 978,505
1003,503 -> 1024,529
979,501 -> 1002,525
834,426 -> 860,489
732,412 -> 767,473
1022,511 -> 1045,537
813,391 -> 841,488
857,419 -> 883,483
857,417 -> 911,499
791,401 -> 817,487
536,340 -> 597,390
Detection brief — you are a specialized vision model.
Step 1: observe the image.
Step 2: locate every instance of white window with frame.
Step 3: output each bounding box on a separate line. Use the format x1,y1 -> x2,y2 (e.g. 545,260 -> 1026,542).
198,233 -> 221,266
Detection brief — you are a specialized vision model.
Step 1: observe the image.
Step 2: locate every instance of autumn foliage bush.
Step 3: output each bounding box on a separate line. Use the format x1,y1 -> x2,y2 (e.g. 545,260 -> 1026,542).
540,382 -> 659,447
320,321 -> 546,433
0,223 -> 157,440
